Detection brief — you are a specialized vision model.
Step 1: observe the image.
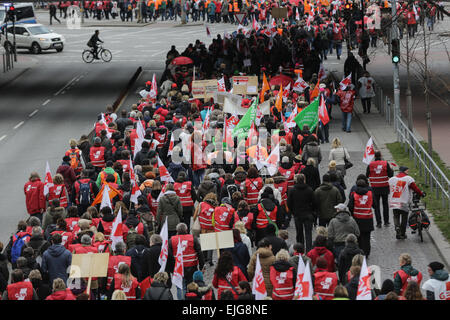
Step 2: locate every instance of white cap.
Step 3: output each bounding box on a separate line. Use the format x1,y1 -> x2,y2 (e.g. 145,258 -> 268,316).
334,203 -> 348,211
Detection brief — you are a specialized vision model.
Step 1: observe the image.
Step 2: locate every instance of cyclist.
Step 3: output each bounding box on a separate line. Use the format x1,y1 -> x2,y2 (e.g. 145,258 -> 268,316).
87,30 -> 104,60
388,166 -> 424,240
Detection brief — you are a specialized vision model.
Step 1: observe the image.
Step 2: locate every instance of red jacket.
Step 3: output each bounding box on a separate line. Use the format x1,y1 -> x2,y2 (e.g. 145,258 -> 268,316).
306,246 -> 335,272
24,178 -> 46,214
212,266 -> 247,299
45,289 -> 76,300
337,89 -> 356,113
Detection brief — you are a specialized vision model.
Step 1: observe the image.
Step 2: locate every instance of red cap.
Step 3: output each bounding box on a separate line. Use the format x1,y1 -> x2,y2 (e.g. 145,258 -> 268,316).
171,83 -> 177,88
146,81 -> 151,85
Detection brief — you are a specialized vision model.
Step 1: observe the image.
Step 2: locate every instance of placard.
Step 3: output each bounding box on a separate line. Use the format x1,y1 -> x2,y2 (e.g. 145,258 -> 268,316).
231,76 -> 258,95
271,7 -> 288,19
69,253 -> 109,278
191,80 -> 218,100
214,91 -> 243,107
200,230 -> 234,251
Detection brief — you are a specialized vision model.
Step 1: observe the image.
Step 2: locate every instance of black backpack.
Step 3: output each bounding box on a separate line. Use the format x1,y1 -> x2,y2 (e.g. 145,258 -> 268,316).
79,181 -> 92,206
226,184 -> 239,199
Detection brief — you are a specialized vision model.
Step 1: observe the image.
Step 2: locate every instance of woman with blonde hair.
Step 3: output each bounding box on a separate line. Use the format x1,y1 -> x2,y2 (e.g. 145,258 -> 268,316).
93,232 -> 110,253
333,285 -> 350,300
108,263 -> 140,300
47,173 -> 69,208
111,289 -> 127,300
327,160 -> 347,190
328,137 -> 351,176
269,249 -> 296,300
45,278 -> 76,300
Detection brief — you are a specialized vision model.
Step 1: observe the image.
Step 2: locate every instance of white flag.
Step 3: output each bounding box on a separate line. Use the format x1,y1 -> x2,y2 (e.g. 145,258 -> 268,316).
293,76 -> 309,93
217,76 -> 226,92
110,207 -> 123,251
172,238 -> 184,289
158,156 -> 174,183
149,74 -> 157,99
252,254 -> 267,300
339,73 -> 352,90
356,257 -> 372,300
158,217 -> 169,273
43,161 -> 54,196
362,136 -> 375,165
100,184 -> 112,209
293,259 -> 313,300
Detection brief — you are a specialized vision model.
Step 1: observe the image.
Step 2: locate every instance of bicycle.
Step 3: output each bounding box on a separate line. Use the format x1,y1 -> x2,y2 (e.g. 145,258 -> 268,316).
82,45 -> 112,63
408,192 -> 429,242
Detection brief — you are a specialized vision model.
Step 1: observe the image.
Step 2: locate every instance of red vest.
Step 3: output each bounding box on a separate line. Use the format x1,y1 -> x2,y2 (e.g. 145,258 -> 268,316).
270,266 -> 295,300
352,190 -> 373,219
139,276 -> 153,296
274,181 -> 288,206
153,130 -> 168,147
107,255 -> 132,289
278,167 -> 295,189
7,281 -> 34,300
73,245 -> 98,254
256,203 -> 278,229
101,220 -> 114,239
213,205 -> 236,232
314,270 -> 338,300
215,266 -> 242,299
65,217 -> 80,232
51,230 -> 73,249
245,177 -> 264,205
394,269 -> 423,296
368,160 -> 389,188
117,159 -> 130,174
90,146 -> 106,168
171,234 -> 199,268
174,181 -> 194,207
114,274 -> 139,300
48,184 -> 68,208
147,194 -> 158,218
199,202 -> 215,230
93,240 -> 111,253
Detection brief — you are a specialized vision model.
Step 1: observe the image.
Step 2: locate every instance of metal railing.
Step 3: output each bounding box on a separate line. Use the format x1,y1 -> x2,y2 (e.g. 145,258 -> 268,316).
2,48 -> 14,73
373,88 -> 450,214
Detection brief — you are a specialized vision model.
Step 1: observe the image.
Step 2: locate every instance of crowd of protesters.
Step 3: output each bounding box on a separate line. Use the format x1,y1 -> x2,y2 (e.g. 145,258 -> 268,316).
1,0 -> 448,302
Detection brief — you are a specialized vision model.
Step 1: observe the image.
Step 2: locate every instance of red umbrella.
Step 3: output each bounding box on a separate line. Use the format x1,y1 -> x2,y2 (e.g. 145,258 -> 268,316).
269,74 -> 294,88
171,56 -> 193,65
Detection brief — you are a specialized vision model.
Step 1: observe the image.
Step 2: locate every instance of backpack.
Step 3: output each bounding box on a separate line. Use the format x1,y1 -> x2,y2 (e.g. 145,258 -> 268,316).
69,150 -> 80,170
11,234 -> 31,264
226,184 -> 239,199
321,30 -> 328,41
126,227 -> 138,249
25,241 -> 47,266
211,177 -> 222,196
79,181 -> 92,206
131,247 -> 146,280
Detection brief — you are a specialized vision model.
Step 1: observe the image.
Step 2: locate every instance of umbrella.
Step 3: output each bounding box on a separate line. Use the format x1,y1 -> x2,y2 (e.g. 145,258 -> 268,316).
269,74 -> 294,88
171,56 -> 193,65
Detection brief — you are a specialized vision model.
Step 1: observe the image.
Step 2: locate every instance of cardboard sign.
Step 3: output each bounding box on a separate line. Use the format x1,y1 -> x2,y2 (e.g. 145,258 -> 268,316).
231,76 -> 258,95
214,91 -> 243,107
271,7 -> 288,19
200,230 -> 234,251
69,253 -> 109,278
191,80 -> 218,100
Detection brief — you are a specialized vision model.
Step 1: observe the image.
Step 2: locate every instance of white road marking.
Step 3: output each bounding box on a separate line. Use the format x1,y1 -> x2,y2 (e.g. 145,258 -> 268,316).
0,135 -> 7,141
42,99 -> 51,106
14,121 -> 24,130
29,109 -> 39,117
54,75 -> 80,96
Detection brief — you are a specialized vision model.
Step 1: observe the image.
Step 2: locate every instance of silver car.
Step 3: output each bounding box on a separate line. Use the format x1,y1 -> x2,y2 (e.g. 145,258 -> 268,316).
1,23 -> 65,54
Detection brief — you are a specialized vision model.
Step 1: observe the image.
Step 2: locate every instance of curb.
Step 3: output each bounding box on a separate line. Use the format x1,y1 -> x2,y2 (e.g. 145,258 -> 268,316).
83,22 -> 154,27
0,67 -> 30,90
353,99 -> 450,270
173,22 -> 204,27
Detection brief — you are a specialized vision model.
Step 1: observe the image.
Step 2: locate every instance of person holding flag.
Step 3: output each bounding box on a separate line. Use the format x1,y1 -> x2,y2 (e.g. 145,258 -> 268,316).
336,83 -> 356,133
156,183 -> 183,238
168,223 -> 204,300
248,239 -> 275,297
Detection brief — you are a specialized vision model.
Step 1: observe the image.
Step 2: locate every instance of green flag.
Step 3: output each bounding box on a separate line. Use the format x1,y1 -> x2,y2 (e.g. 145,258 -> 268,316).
294,98 -> 319,131
232,97 -> 259,137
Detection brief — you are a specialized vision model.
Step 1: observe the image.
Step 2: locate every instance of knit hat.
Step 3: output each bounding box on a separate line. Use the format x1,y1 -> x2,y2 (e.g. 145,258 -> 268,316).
399,166 -> 409,173
193,270 -> 204,282
428,261 -> 444,272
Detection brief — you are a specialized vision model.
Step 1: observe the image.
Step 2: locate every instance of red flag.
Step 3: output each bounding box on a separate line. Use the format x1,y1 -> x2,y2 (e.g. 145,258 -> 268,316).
110,208 -> 123,251
318,96 -> 330,125
43,161 -> 53,196
318,63 -> 327,81
293,76 -> 309,93
339,73 -> 352,90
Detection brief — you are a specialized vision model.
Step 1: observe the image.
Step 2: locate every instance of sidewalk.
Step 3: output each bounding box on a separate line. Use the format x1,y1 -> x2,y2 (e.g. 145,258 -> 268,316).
0,53 -> 39,89
353,98 -> 450,270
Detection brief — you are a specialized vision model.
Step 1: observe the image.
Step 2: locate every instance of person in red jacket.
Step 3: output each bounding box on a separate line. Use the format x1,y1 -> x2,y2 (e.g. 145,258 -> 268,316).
45,278 -> 76,300
306,235 -> 336,272
2,269 -> 38,300
56,156 -> 77,200
24,172 -> 46,222
336,84 -> 356,133
313,257 -> 338,300
212,251 -> 247,299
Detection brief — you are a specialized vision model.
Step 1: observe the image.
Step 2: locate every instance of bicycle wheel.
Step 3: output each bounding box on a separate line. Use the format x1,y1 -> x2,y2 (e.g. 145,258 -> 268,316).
100,49 -> 112,62
418,223 -> 423,242
82,50 -> 94,63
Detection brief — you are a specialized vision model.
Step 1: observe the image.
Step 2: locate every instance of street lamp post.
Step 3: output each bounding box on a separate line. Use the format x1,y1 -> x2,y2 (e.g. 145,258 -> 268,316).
391,0 -> 400,131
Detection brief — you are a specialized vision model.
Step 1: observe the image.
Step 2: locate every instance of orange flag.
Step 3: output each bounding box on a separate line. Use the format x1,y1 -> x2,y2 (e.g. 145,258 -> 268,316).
275,84 -> 283,112
260,73 -> 270,103
309,80 -> 320,100
91,183 -> 121,207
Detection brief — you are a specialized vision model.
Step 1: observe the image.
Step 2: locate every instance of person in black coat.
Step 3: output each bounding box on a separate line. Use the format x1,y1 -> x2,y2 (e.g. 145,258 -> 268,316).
126,234 -> 148,282
338,234 -> 364,285
28,270 -> 52,300
345,266 -> 360,300
300,158 -> 321,191
262,224 -> 288,257
141,234 -> 174,286
144,272 -> 173,300
287,174 -> 316,253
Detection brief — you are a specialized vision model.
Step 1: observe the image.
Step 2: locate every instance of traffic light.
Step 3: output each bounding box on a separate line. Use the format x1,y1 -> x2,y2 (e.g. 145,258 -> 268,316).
391,39 -> 400,64
343,1 -> 352,21
7,6 -> 16,22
